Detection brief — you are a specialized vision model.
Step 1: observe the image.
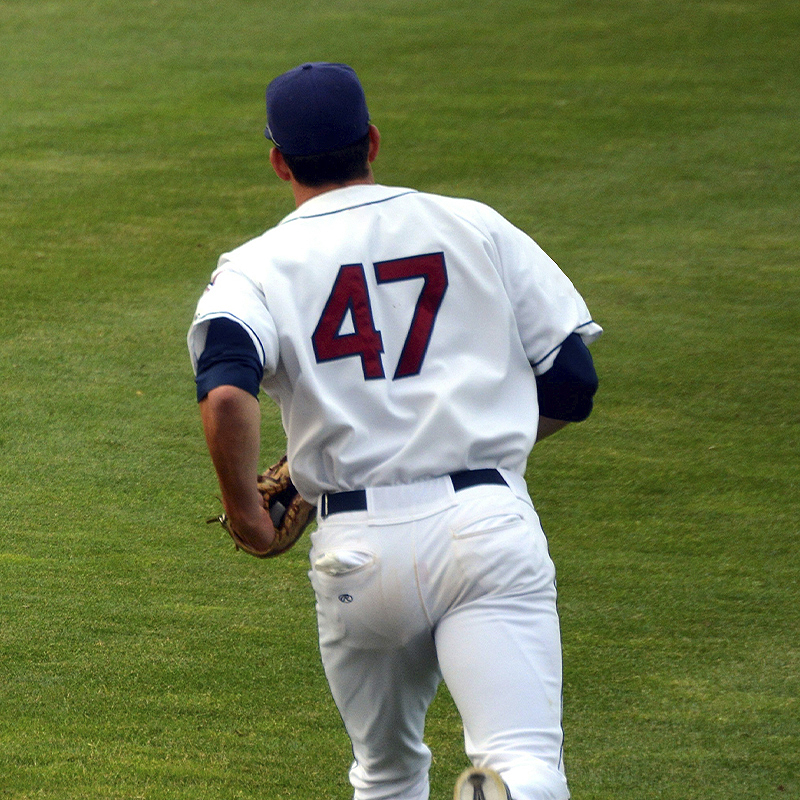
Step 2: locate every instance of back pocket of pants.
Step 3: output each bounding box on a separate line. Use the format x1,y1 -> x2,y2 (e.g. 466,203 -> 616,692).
451,511 -> 524,540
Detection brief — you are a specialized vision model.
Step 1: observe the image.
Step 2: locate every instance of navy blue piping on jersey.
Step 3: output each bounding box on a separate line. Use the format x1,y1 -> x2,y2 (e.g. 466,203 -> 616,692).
195,317 -> 264,401
279,190 -> 418,223
530,319 -> 599,369
534,332 -> 598,422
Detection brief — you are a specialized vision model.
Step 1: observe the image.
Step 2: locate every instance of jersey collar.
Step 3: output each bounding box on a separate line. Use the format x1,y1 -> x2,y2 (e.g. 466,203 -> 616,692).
279,184 -> 416,224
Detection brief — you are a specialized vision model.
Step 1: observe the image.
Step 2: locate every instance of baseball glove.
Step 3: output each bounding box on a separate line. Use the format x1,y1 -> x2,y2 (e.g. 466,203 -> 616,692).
207,456 -> 316,558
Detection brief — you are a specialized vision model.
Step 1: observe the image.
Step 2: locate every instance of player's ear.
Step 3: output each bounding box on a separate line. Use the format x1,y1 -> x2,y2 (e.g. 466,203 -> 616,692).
270,147 -> 293,182
367,124 -> 380,164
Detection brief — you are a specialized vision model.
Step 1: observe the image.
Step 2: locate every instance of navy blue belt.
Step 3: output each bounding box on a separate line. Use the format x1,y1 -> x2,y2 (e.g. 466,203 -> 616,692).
320,468 -> 508,518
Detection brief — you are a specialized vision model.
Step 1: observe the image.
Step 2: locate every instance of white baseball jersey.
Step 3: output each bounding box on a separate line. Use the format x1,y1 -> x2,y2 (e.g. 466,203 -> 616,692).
188,184 -> 602,502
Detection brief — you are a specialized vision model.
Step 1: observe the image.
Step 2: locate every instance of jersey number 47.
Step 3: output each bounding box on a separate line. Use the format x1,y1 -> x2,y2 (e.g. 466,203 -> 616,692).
312,252 -> 448,381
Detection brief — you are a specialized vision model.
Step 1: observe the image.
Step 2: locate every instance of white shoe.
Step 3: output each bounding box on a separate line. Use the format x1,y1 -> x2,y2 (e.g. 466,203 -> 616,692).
453,767 -> 511,800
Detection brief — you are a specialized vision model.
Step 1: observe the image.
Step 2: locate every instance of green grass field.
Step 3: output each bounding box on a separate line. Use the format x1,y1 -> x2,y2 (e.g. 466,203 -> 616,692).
1,1 -> 797,798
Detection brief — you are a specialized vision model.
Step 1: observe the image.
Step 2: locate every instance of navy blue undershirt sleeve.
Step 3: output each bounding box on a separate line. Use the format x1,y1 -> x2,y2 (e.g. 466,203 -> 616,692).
195,317 -> 264,402
535,332 -> 599,422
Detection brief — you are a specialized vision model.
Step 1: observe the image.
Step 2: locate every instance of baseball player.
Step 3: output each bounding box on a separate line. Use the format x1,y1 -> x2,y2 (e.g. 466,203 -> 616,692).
188,62 -> 602,800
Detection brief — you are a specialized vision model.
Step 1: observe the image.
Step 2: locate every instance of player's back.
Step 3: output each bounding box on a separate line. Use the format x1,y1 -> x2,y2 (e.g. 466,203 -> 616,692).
243,184 -> 540,498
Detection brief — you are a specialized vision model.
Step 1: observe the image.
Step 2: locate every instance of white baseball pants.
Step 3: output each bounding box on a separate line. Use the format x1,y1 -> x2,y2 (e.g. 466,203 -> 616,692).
309,472 -> 570,800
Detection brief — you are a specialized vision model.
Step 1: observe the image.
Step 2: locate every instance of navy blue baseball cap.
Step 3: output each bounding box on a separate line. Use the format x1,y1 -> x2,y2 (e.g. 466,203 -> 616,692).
265,62 -> 370,156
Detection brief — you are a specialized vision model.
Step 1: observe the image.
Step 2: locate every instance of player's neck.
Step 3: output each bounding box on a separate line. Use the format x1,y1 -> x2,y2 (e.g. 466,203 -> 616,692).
291,171 -> 376,208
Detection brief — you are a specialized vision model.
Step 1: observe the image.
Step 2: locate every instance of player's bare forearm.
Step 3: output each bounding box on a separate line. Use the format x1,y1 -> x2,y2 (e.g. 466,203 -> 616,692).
536,416 -> 570,442
199,385 -> 275,548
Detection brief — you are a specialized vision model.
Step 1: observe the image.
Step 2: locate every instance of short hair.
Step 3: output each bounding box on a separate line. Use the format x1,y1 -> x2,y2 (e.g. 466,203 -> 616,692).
281,133 -> 370,187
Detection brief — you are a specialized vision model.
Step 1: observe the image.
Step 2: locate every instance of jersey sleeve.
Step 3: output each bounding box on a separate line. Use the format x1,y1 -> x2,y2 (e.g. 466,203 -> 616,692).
477,204 -> 603,374
194,317 -> 264,401
535,332 -> 599,421
187,260 -> 280,378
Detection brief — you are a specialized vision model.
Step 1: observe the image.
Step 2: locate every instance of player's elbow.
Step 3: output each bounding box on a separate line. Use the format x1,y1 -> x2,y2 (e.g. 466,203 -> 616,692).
199,384 -> 260,428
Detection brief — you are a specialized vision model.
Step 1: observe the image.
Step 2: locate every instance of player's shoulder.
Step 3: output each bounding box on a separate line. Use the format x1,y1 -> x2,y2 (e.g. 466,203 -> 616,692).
214,218 -> 292,269
401,188 -> 507,233
425,187 -> 518,222
411,188 -> 492,213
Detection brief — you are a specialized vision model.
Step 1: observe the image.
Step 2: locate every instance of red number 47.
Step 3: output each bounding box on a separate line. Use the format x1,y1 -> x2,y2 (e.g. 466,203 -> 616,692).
311,253 -> 448,380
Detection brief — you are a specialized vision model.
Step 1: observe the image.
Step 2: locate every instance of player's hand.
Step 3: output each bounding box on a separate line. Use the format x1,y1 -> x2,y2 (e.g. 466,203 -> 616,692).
224,497 -> 276,554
